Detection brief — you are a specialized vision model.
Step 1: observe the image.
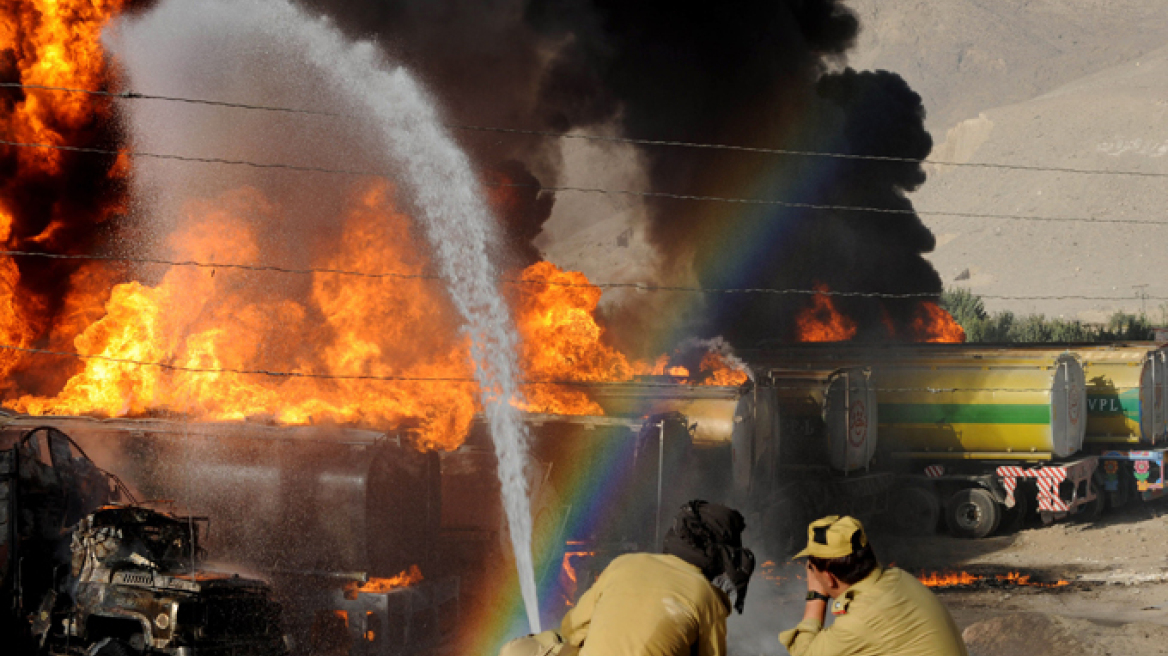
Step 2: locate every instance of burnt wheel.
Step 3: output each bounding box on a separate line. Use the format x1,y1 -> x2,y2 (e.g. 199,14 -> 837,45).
889,486 -> 940,536
945,488 -> 1001,539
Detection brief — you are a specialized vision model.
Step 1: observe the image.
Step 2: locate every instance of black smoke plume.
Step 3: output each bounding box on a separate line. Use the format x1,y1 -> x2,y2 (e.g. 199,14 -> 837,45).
300,0 -> 945,348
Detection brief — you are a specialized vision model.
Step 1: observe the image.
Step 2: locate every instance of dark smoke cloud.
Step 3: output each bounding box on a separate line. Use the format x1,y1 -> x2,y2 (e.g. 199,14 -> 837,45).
296,0 -> 558,270
295,1 -> 943,347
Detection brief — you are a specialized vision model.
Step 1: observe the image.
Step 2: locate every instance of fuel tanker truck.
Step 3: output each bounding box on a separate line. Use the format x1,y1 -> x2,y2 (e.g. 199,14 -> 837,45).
538,371 -> 890,563
743,342 -> 1168,538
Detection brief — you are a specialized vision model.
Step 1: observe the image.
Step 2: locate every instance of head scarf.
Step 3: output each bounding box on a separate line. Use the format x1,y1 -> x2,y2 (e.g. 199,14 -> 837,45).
662,500 -> 756,613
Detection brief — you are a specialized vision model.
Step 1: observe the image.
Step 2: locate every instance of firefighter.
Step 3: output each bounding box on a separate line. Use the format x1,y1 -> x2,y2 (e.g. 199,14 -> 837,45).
499,500 -> 755,656
780,515 -> 968,656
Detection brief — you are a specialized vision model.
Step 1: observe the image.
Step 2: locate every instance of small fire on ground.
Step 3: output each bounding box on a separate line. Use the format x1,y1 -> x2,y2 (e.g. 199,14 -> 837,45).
917,570 -> 1069,590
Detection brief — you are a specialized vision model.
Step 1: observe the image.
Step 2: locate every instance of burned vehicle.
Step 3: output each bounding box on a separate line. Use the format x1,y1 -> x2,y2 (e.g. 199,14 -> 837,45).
36,504 -> 290,656
1,424 -> 288,656
2,426 -> 117,653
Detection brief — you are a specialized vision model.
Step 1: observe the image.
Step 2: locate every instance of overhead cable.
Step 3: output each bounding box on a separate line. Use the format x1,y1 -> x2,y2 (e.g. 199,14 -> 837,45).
3,249 -> 1165,301
6,81 -> 1167,179
2,139 -> 1165,228
0,342 -> 1137,393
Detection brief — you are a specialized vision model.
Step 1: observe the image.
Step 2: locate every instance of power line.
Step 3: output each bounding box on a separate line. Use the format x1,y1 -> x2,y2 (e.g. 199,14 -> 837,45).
6,81 -> 1168,180
0,342 -> 1135,394
4,249 -> 1166,302
3,138 -> 1166,227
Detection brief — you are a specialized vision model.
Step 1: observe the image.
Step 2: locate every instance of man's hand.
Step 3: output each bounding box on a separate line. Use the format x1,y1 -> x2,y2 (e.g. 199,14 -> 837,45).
805,561 -> 830,596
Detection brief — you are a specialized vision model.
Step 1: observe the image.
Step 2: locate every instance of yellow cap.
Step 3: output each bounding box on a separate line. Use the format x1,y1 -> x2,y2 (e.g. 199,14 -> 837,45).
793,515 -> 868,559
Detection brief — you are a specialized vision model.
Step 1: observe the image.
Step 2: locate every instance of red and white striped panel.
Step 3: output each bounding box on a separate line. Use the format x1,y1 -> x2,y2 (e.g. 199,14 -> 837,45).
996,465 -> 1071,512
924,465 -> 944,478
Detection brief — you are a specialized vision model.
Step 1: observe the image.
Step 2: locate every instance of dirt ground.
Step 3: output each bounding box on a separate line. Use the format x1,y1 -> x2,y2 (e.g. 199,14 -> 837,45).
729,498 -> 1168,655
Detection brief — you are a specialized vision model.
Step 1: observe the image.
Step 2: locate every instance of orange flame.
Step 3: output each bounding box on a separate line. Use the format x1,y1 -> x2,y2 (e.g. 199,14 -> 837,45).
917,570 -> 1068,588
13,185 -> 478,451
697,351 -> 749,386
2,0 -> 126,175
0,3 -> 749,449
560,550 -> 594,606
796,284 -> 857,342
346,565 -> 424,595
913,302 -> 966,343
511,262 -> 633,414
0,0 -> 130,385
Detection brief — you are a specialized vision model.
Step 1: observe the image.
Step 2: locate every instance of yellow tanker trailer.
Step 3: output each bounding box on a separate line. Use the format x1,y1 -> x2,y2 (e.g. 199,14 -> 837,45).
743,346 -> 1102,538
873,354 -> 1086,458
775,343 -> 1168,504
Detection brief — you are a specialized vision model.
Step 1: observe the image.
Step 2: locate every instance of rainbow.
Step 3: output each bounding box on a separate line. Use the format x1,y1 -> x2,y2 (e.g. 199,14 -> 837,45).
454,422 -> 645,653
455,126 -> 823,650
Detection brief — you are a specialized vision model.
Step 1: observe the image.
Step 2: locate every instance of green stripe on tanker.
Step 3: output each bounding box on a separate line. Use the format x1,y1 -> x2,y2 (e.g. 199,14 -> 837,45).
871,354 -> 1086,458
880,403 -> 1051,424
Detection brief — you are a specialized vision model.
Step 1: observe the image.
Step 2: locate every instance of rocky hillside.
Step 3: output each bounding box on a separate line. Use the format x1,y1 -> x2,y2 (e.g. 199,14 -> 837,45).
848,0 -> 1168,321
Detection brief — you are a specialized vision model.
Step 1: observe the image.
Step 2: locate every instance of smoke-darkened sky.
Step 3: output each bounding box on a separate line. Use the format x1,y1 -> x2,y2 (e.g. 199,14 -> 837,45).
289,1 -> 941,345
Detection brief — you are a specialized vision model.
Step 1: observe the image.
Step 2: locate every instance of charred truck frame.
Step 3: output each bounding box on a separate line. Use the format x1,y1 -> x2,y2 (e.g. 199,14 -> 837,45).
1,425 -> 290,656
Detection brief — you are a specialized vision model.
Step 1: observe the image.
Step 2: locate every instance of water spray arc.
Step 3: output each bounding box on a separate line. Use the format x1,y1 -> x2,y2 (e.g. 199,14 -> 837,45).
109,0 -> 542,632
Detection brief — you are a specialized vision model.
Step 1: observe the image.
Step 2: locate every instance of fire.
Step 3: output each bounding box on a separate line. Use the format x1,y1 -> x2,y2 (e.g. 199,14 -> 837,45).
758,559 -> 786,586
917,570 -> 1069,588
560,550 -> 595,606
796,284 -> 857,342
13,185 -> 479,451
345,565 -> 424,595
697,351 -> 749,386
2,0 -> 127,172
0,3 -> 748,450
913,302 -> 966,343
510,262 -> 633,414
0,0 -> 135,389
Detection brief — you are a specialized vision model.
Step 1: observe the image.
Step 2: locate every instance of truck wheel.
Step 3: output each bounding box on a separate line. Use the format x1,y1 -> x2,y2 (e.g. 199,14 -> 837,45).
888,487 -> 939,536
945,488 -> 1001,539
1076,481 -> 1105,522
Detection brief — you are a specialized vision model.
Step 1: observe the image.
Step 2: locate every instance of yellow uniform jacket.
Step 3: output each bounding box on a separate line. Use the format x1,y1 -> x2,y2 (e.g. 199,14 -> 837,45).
779,566 -> 968,656
560,553 -> 730,656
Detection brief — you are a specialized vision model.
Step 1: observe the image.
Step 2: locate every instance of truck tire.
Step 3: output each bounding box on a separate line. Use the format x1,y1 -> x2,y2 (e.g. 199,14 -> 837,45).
945,488 -> 1001,539
888,486 -> 939,536
1076,481 -> 1105,522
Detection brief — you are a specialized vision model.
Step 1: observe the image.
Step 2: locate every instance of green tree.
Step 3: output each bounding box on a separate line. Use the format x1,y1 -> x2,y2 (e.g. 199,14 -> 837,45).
940,288 -> 1151,344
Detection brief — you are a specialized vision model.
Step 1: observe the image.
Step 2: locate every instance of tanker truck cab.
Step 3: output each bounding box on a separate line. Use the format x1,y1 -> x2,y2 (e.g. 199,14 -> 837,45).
37,504 -> 290,656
